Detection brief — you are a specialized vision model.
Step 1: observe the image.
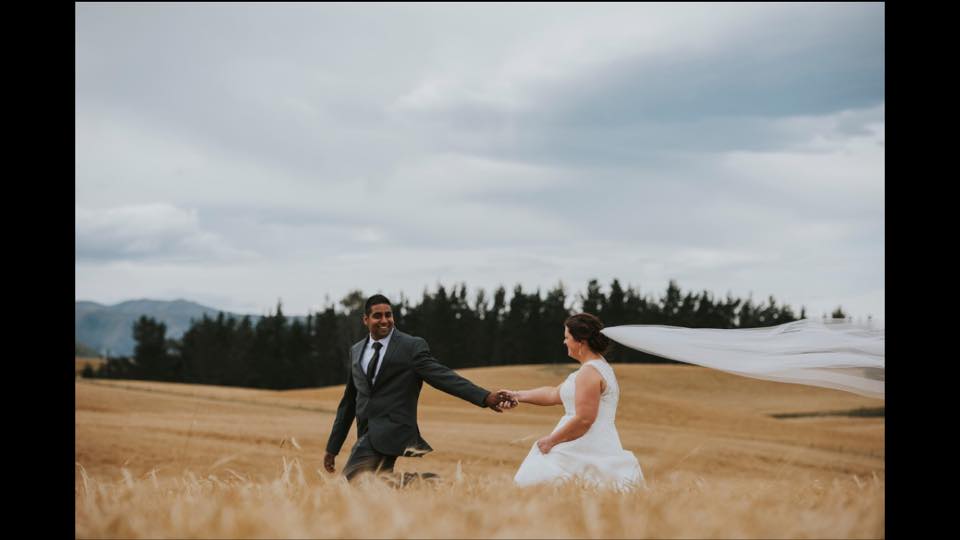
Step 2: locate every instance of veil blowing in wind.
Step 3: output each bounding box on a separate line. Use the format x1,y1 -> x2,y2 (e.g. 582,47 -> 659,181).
601,319 -> 884,399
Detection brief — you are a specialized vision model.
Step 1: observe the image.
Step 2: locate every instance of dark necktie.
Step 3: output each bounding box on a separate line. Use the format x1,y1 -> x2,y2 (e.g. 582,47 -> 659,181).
366,341 -> 383,384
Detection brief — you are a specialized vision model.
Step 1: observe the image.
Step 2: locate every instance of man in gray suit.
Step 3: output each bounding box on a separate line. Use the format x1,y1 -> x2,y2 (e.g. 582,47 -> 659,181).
324,294 -> 515,482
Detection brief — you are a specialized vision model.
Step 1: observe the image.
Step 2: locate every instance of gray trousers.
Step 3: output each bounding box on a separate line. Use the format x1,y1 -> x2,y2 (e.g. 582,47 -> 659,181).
342,434 -> 438,486
342,434 -> 397,481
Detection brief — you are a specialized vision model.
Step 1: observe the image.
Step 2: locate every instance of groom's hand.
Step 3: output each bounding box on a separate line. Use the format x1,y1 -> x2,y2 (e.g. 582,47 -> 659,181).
323,452 -> 336,473
484,391 -> 505,412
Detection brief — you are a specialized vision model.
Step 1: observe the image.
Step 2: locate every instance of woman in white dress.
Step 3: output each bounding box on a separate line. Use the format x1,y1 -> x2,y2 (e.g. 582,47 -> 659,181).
500,313 -> 644,491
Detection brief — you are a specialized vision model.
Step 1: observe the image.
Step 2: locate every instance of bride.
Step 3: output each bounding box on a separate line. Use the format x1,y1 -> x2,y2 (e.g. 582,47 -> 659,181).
499,313 -> 644,491
495,311 -> 882,490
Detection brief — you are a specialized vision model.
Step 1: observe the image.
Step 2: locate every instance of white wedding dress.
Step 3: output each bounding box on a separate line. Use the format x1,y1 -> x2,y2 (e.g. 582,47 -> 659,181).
514,359 -> 644,491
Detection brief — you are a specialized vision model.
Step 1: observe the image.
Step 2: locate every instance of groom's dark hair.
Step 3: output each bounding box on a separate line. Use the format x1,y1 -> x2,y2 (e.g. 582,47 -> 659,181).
364,294 -> 392,315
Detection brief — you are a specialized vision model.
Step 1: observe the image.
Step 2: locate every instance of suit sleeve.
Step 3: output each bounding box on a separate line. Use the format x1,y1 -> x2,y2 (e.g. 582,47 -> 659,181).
411,338 -> 491,407
325,366 -> 357,455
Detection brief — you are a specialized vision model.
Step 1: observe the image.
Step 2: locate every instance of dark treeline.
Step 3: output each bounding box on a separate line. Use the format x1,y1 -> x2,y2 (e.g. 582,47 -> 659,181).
84,279 -> 813,390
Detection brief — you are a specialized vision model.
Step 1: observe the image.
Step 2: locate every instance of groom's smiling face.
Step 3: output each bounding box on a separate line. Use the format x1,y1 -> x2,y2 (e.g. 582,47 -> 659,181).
363,303 -> 394,340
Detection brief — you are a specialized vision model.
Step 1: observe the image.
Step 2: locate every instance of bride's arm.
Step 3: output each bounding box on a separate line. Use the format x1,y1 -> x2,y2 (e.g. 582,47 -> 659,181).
513,385 -> 562,406
536,367 -> 602,453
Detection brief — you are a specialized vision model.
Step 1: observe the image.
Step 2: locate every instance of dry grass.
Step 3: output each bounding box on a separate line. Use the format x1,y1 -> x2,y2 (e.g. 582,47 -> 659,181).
75,462 -> 882,539
76,356 -> 106,375
76,364 -> 884,538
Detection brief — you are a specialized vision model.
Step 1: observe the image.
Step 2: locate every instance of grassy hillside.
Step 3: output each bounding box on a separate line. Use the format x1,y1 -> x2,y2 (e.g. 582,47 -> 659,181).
75,357 -> 106,376
75,363 -> 884,538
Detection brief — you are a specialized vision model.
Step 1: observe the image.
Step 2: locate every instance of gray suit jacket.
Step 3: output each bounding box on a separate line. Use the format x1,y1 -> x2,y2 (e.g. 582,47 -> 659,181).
325,329 -> 492,457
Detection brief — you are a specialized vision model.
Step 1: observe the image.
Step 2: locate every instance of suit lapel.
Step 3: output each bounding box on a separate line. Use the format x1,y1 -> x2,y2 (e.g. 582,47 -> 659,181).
352,339 -> 372,394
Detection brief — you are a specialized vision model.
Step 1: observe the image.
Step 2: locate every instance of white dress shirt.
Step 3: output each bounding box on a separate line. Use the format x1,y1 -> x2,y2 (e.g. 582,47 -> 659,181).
361,328 -> 394,384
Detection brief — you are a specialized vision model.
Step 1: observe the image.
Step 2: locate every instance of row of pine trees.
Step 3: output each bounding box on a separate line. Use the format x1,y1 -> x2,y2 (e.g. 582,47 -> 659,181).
84,278 -> 833,390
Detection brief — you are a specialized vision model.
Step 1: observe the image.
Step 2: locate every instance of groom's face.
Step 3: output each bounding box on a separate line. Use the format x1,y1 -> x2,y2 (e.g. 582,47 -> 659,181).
364,303 -> 394,340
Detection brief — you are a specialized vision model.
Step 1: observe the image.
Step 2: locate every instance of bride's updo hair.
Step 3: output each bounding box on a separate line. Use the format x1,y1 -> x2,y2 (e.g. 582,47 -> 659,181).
565,312 -> 611,355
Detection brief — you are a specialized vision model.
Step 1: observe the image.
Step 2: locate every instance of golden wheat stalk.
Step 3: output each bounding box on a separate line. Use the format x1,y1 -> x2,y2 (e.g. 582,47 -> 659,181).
76,459 -> 884,539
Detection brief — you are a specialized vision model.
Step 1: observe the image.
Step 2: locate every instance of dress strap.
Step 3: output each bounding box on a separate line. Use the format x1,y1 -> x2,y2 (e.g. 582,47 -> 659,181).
582,359 -> 614,390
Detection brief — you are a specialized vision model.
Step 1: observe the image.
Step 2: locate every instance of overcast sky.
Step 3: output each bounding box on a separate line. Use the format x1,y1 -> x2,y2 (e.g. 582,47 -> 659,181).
75,3 -> 884,323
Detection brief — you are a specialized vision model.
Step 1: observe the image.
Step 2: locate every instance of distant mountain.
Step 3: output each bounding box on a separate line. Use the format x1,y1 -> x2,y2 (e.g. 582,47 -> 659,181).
75,340 -> 99,357
75,299 -> 266,357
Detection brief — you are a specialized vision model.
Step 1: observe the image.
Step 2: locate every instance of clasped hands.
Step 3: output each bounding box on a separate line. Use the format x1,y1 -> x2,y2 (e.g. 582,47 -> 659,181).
485,389 -> 519,412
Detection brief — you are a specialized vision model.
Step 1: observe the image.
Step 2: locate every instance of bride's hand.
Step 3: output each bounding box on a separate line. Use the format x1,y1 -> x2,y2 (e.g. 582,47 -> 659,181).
536,436 -> 555,454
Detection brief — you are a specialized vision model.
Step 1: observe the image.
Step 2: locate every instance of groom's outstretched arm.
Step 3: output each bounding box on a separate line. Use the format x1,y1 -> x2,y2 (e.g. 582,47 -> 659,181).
410,337 -> 503,410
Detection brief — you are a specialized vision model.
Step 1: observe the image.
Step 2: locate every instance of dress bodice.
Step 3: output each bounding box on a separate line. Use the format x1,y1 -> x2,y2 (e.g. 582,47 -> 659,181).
558,359 -> 620,425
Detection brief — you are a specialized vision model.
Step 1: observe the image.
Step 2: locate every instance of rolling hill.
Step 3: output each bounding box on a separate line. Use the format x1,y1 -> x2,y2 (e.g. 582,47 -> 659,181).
75,363 -> 885,538
75,299 -> 263,357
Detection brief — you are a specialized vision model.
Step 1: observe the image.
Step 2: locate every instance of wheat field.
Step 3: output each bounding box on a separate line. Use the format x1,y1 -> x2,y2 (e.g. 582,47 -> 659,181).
75,357 -> 106,375
75,363 -> 884,538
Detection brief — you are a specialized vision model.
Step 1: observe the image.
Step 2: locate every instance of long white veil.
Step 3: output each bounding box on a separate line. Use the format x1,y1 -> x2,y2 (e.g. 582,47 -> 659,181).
601,319 -> 884,399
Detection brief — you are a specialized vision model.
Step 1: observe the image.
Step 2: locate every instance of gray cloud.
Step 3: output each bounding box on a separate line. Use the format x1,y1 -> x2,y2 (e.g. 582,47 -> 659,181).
75,3 -> 884,321
75,204 -> 258,262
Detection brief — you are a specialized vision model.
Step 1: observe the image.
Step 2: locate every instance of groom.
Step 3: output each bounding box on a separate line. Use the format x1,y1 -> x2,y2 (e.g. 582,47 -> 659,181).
324,294 -> 515,482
